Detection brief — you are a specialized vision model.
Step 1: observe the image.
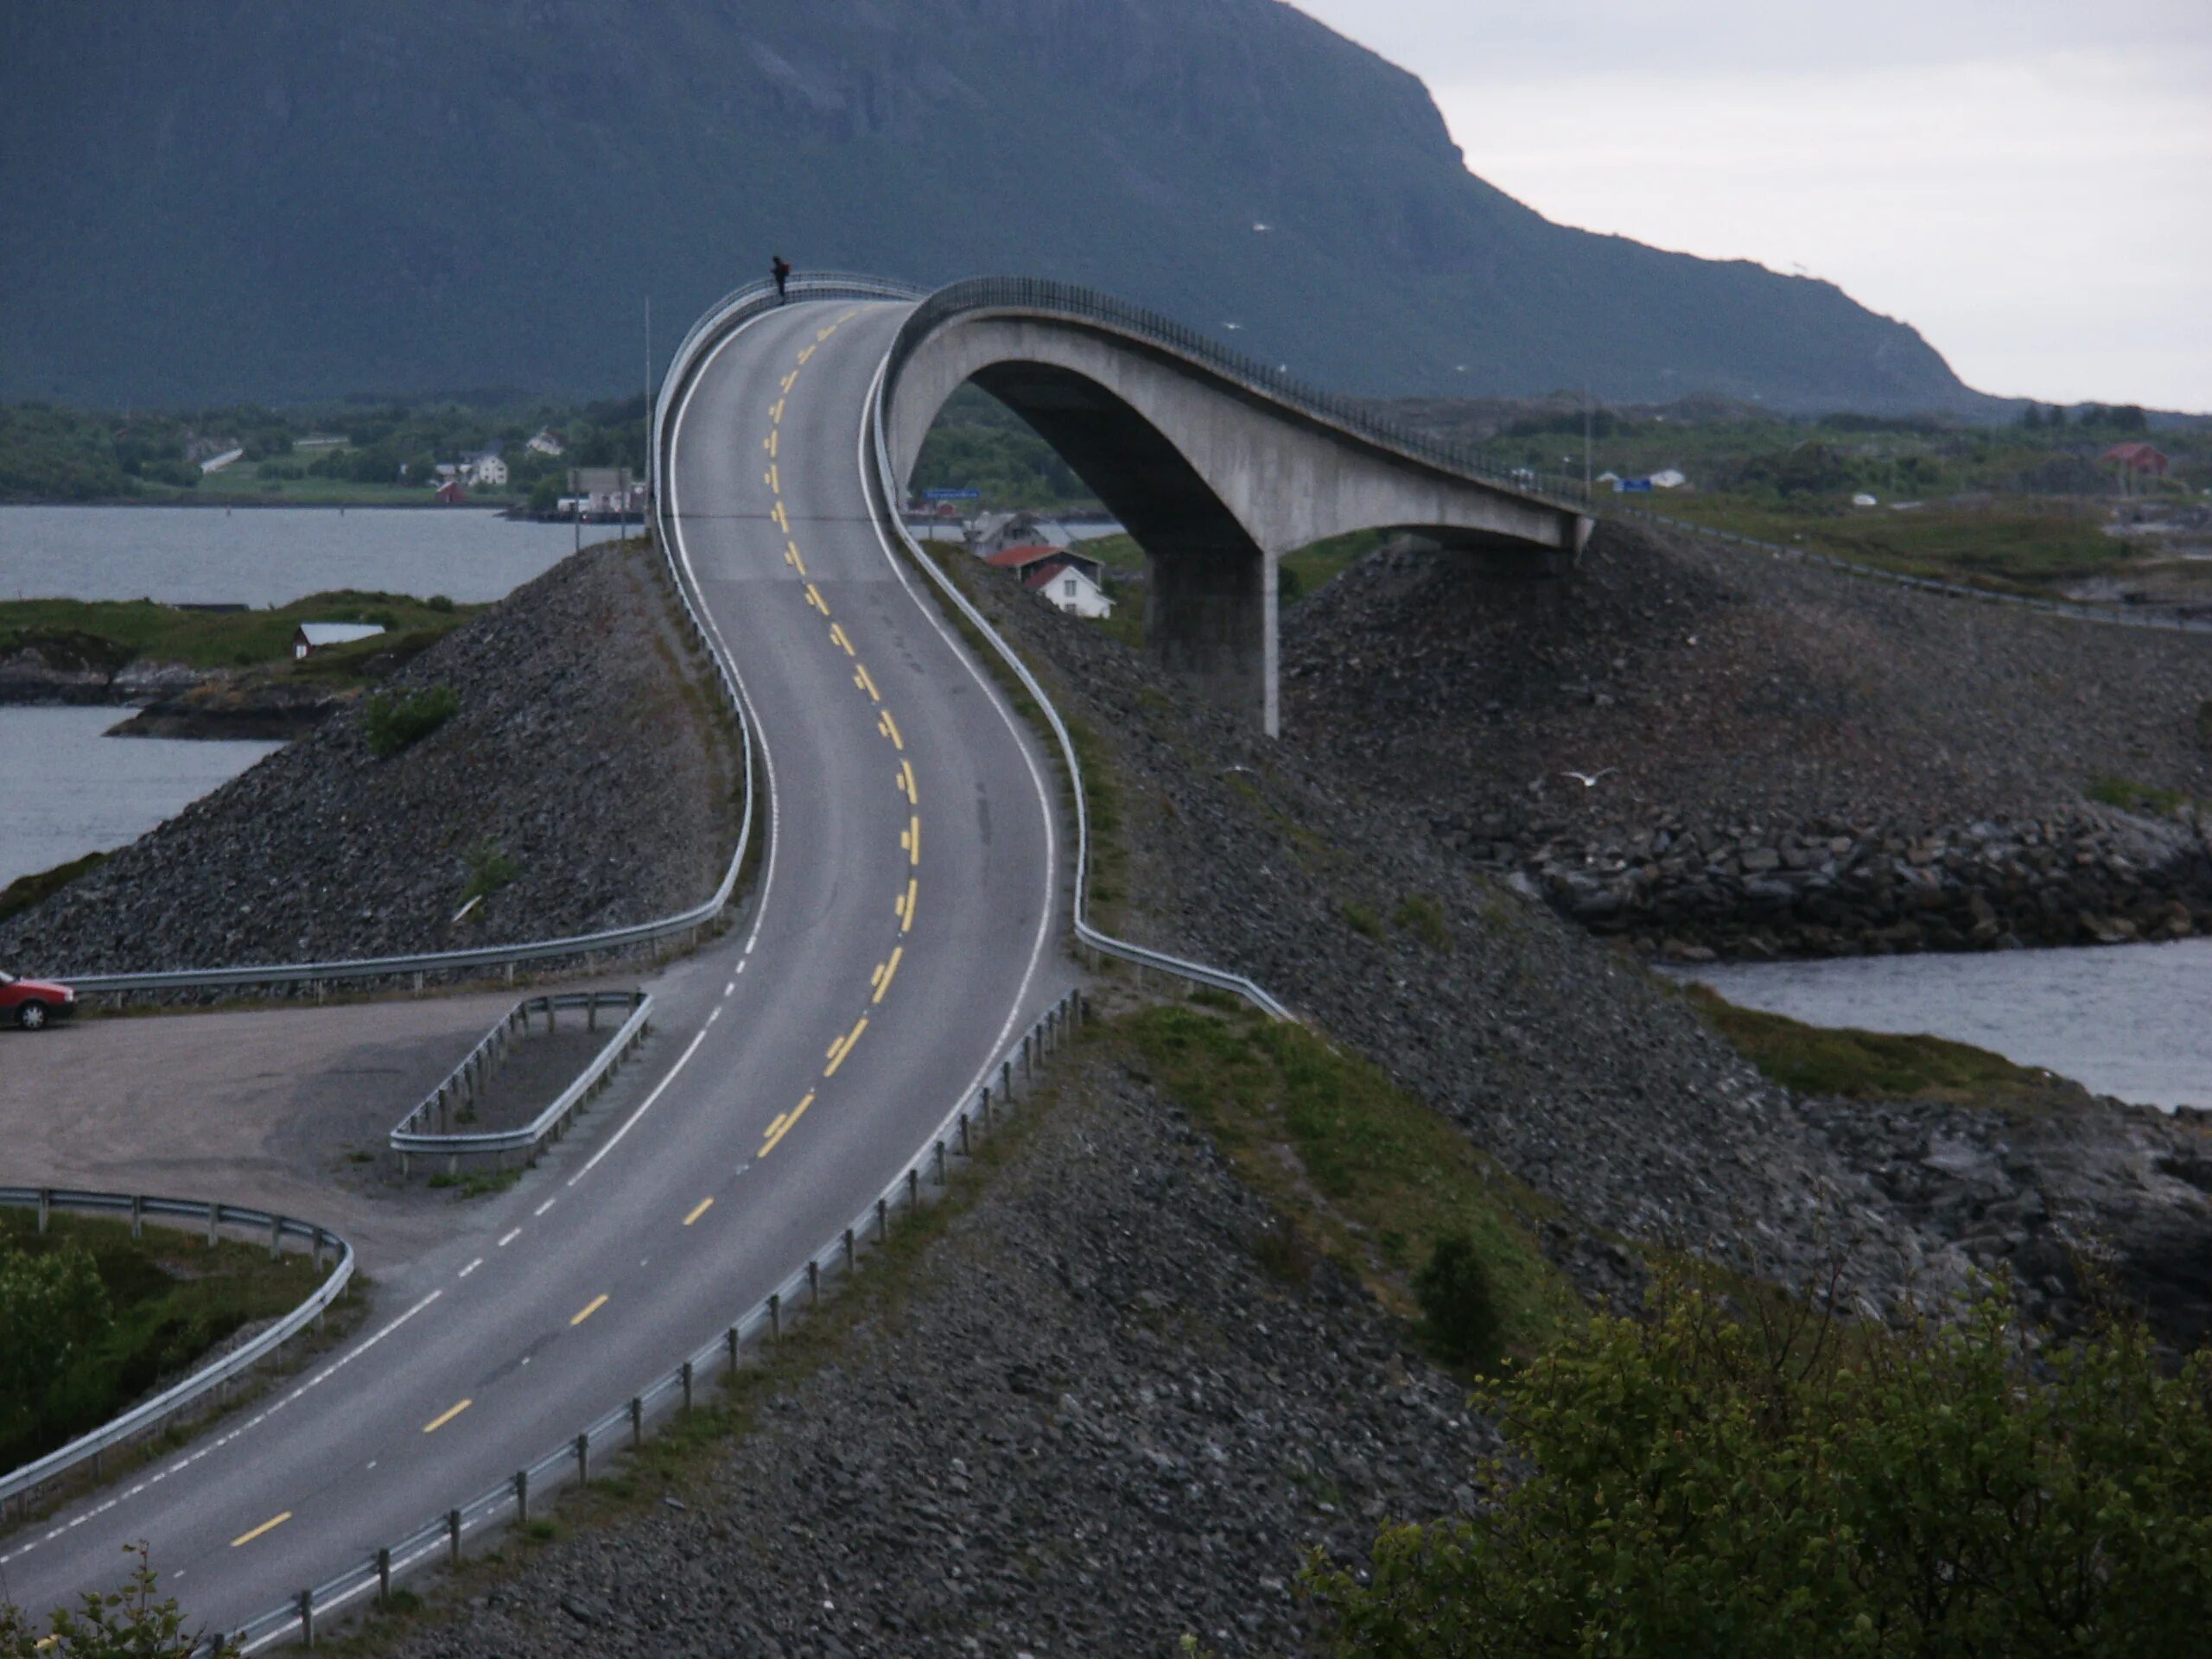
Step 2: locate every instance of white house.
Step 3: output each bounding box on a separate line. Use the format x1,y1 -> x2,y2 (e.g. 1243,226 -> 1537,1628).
1029,562 -> 1114,620
293,622 -> 385,660
526,429 -> 566,458
465,448 -> 508,487
1650,467 -> 1688,489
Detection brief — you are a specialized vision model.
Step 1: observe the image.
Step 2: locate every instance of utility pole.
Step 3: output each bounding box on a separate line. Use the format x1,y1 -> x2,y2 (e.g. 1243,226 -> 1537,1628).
644,294 -> 653,537
1584,387 -> 1594,501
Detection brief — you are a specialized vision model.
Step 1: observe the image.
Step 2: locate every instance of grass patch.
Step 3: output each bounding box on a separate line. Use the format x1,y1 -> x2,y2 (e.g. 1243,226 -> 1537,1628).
425,1166 -> 521,1199
362,683 -> 459,757
2088,776 -> 2191,816
1686,984 -> 2076,1110
1339,900 -> 1384,940
1279,528 -> 1387,602
0,1209 -> 334,1471
0,849 -> 108,925
1120,1003 -> 1580,1368
1393,893 -> 1451,950
0,591 -> 477,674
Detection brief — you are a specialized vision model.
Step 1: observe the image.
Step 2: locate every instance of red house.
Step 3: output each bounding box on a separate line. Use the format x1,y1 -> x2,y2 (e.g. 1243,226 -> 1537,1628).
434,478 -> 468,504
2101,442 -> 2170,478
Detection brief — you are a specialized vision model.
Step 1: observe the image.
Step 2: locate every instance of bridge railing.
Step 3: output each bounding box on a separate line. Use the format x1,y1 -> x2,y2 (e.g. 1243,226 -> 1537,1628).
0,1191 -> 353,1516
880,274 -> 1593,512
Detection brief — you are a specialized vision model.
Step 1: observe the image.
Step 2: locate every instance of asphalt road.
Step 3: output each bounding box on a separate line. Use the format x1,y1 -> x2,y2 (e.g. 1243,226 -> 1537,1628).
0,298 -> 1070,1637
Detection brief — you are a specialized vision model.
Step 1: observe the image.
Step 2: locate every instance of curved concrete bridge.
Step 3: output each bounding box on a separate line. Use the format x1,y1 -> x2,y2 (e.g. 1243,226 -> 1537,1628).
880,276 -> 1594,734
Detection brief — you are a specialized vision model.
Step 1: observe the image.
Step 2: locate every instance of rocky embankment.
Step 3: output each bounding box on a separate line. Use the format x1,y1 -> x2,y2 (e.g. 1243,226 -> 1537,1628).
1802,1093 -> 2212,1350
377,1050 -> 1490,1659
1282,520 -> 2212,959
0,540 -> 738,973
1516,806 -> 2212,962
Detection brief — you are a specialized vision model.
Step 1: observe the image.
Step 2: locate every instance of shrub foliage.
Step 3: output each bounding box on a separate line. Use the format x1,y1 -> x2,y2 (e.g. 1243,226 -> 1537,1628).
1306,1281 -> 2212,1656
0,1238 -> 113,1464
360,683 -> 459,758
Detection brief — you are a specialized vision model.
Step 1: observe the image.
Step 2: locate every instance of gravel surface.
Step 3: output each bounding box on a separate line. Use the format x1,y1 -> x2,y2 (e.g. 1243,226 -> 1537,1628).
949,556 -> 1954,1316
0,540 -> 740,976
372,1049 -> 1494,1659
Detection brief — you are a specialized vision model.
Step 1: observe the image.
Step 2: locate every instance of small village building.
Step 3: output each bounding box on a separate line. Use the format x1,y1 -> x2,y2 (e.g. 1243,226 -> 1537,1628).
1027,562 -> 1114,619
434,478 -> 468,504
293,622 -> 385,660
985,543 -> 1114,619
464,446 -> 507,487
1649,467 -> 1688,489
969,511 -> 1076,560
526,429 -> 566,457
567,467 -> 634,517
2102,442 -> 2170,478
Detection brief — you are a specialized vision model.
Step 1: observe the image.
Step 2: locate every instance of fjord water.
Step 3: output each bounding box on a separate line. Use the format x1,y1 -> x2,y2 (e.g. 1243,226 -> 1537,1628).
1686,941 -> 2212,1113
0,505 -> 577,604
0,705 -> 283,891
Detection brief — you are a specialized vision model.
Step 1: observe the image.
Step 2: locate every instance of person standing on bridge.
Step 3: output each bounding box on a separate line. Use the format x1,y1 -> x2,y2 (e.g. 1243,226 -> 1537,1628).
772,254 -> 791,303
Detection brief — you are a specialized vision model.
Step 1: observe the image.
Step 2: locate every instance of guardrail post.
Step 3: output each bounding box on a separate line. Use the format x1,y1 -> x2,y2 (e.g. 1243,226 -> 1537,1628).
876,1197 -> 889,1242
767,1293 -> 781,1340
129,1193 -> 143,1241
575,1432 -> 589,1484
979,1086 -> 992,1129
546,998 -> 556,1033
37,1187 -> 48,1234
906,1168 -> 919,1208
806,1260 -> 820,1306
587,997 -> 598,1033
842,1227 -> 855,1273
514,1469 -> 528,1524
933,1140 -> 946,1185
377,1546 -> 391,1607
207,1203 -> 218,1246
1023,1032 -> 1033,1079
269,1215 -> 283,1261
448,1509 -> 461,1565
298,1588 -> 314,1647
681,1358 -> 695,1411
726,1325 -> 741,1376
1001,1060 -> 1012,1099
958,1112 -> 970,1156
629,1395 -> 644,1446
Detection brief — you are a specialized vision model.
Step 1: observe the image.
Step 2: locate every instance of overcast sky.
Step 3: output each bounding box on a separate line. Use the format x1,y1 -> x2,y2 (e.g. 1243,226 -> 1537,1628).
1294,1 -> 2211,410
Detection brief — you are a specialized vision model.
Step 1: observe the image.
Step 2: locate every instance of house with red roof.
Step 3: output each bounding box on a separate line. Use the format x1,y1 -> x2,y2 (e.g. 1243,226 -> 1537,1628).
983,543 -> 1116,620
2101,442 -> 2170,478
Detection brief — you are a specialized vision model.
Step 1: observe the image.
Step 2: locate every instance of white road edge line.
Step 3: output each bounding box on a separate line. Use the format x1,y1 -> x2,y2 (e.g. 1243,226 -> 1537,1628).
854,346 -> 1061,1127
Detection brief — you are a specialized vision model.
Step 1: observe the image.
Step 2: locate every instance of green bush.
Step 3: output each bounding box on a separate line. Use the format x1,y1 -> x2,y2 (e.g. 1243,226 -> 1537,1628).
0,1239 -> 114,1465
360,683 -> 458,757
1306,1281 -> 2212,1658
1393,893 -> 1451,950
1340,900 -> 1384,939
1412,1232 -> 1497,1366
0,1542 -> 235,1656
461,840 -> 520,907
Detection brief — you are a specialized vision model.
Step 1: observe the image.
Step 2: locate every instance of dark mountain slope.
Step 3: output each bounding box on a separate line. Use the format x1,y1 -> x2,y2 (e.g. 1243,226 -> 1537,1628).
3,1 -> 1982,413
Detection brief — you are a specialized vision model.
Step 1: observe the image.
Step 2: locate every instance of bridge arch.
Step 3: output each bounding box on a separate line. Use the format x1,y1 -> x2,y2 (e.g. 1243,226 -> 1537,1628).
876,280 -> 1593,733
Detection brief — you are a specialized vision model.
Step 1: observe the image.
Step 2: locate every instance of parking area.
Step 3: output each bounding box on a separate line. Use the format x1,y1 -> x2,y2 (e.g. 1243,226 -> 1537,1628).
0,993 -> 541,1271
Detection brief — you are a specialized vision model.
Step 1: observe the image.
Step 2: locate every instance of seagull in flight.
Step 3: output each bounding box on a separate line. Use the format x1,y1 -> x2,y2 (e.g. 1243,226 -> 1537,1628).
1560,767 -> 1617,788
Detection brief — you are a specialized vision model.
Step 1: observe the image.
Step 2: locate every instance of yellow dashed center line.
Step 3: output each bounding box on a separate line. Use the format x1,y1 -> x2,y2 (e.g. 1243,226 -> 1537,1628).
899,760 -> 918,804
785,542 -> 806,575
878,709 -> 903,749
781,371 -> 798,394
764,429 -> 779,458
423,1398 -> 473,1434
570,1294 -> 609,1327
901,814 -> 920,866
804,582 -> 830,615
853,663 -> 880,702
797,343 -> 816,364
231,1512 -> 293,1548
770,397 -> 785,423
823,1015 -> 868,1077
872,945 -> 904,1004
765,461 -> 779,493
898,876 -> 918,933
760,1091 -> 815,1157
772,501 -> 789,532
829,622 -> 855,655
683,1197 -> 715,1226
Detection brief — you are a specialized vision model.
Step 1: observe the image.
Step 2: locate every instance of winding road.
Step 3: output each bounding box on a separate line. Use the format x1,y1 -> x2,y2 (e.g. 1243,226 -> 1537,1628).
0,298 -> 1071,1637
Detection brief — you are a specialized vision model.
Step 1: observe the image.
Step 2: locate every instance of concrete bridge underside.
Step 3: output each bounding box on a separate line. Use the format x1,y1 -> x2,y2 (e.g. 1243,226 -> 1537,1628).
884,315 -> 1593,734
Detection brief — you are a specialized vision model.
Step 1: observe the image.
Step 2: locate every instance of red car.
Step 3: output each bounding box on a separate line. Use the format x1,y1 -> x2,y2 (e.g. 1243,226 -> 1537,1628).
0,970 -> 75,1030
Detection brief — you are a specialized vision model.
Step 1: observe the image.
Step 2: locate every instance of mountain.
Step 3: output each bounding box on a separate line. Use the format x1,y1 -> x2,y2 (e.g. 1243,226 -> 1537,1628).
1,1 -> 1990,414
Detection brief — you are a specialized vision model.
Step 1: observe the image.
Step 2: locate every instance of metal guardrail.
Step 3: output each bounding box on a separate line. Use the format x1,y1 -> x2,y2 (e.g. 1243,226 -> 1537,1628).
879,274 -> 1594,512
1611,503 -> 2212,636
212,990 -> 1087,1656
0,1190 -> 352,1515
389,990 -> 652,1166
